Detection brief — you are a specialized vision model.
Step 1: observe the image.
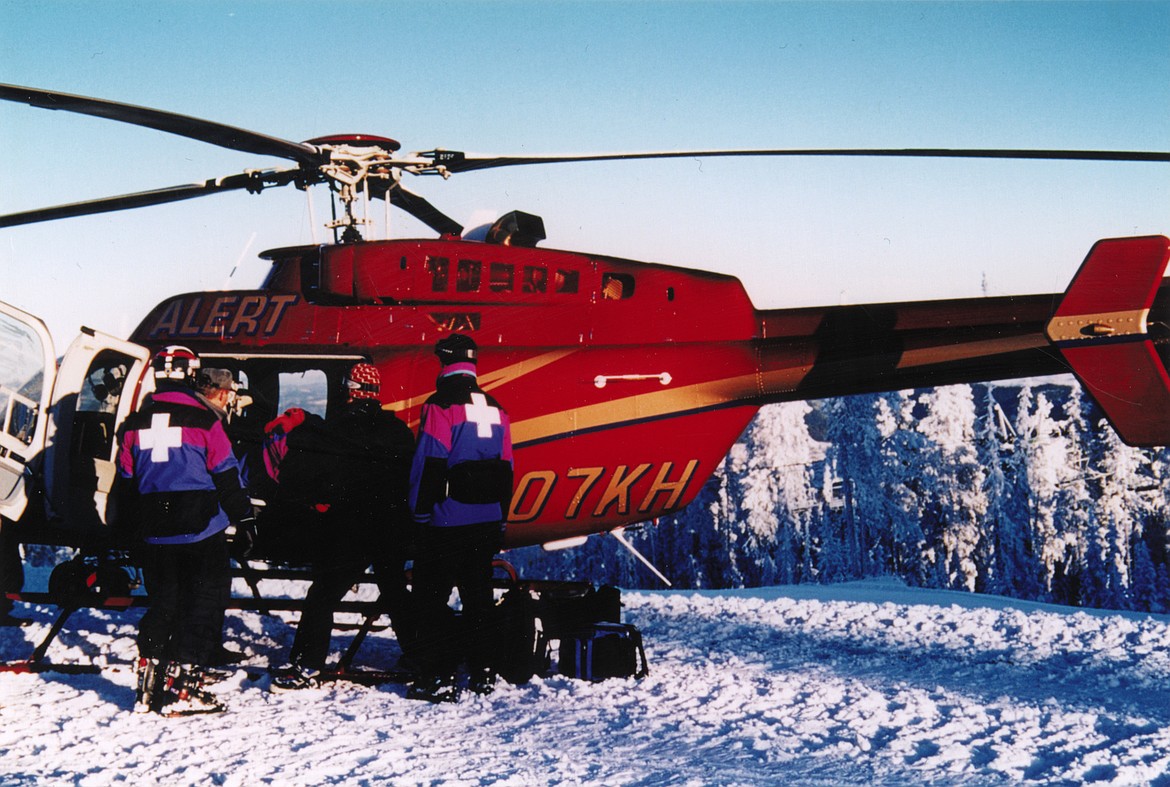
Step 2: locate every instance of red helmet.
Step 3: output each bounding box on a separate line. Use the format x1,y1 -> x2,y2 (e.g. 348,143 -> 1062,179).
151,345 -> 200,383
344,362 -> 381,400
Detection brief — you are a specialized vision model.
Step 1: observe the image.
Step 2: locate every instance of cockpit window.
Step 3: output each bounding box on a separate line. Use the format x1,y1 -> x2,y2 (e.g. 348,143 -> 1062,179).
0,311 -> 46,445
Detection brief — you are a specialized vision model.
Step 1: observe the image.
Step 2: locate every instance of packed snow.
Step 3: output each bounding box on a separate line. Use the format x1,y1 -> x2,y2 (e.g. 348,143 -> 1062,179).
3,573 -> 1170,786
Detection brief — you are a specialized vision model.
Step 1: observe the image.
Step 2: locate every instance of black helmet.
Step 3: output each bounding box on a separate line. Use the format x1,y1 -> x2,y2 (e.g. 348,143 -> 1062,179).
151,345 -> 200,383
434,334 -> 477,365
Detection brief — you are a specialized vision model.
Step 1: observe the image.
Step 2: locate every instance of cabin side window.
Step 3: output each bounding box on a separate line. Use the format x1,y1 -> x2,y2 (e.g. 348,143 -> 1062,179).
278,369 -> 329,418
79,352 -> 131,416
426,256 -> 449,292
457,259 -> 482,292
490,262 -> 515,293
522,265 -> 548,293
601,272 -> 635,300
555,269 -> 579,294
426,255 -> 584,298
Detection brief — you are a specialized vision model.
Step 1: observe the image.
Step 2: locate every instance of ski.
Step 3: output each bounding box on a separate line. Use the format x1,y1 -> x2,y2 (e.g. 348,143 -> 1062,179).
316,667 -> 416,686
0,660 -> 102,675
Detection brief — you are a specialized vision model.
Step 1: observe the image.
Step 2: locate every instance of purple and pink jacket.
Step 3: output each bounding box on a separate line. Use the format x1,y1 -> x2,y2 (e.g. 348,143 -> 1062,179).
409,364 -> 514,528
117,383 -> 251,545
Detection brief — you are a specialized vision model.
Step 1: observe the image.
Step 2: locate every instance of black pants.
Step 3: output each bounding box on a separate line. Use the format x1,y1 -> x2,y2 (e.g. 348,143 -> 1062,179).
410,521 -> 503,677
0,523 -> 23,617
290,529 -> 415,670
137,531 -> 230,665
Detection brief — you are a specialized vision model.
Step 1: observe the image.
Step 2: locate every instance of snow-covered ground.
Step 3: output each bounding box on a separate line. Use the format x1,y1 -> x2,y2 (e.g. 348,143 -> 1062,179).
3,575 -> 1170,786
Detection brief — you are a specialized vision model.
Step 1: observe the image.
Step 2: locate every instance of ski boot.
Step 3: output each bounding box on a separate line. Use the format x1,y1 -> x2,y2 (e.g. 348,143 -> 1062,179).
133,657 -> 162,714
186,663 -> 236,686
269,660 -> 322,692
406,673 -> 462,704
154,661 -> 225,716
467,667 -> 497,697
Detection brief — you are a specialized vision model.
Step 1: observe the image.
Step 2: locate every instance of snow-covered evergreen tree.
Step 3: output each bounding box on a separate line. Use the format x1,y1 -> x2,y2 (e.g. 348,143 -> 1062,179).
873,392 -> 933,584
916,386 -> 987,591
973,384 -> 1029,596
738,402 -> 824,585
1014,385 -> 1086,602
818,393 -> 902,582
1079,389 -> 1162,609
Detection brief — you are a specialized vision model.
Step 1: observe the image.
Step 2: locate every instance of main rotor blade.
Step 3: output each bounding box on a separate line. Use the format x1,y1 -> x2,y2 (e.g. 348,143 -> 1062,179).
428,147 -> 1170,173
369,181 -> 463,236
0,83 -> 322,165
0,169 -> 302,228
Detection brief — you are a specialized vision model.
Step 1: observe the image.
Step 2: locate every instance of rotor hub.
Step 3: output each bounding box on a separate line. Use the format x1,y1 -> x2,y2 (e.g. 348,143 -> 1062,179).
305,134 -> 401,151
302,136 -> 406,242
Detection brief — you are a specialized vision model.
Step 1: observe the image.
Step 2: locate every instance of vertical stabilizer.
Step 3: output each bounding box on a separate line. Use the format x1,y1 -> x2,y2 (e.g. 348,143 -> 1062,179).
1046,235 -> 1170,446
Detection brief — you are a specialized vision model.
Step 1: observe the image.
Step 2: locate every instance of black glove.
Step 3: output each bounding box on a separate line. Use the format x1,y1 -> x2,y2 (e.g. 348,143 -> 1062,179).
232,513 -> 259,561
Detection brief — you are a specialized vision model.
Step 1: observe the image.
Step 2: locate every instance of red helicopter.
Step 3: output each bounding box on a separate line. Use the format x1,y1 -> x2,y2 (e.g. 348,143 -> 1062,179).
1,84 -> 1169,670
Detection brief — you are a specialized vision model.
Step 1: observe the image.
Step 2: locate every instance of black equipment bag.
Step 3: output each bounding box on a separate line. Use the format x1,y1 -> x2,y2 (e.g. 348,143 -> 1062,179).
489,588 -> 550,685
558,622 -> 649,681
537,583 -> 621,639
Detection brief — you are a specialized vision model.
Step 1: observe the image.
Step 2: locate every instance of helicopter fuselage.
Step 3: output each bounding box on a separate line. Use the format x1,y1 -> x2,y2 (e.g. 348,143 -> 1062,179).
127,236 -> 1122,548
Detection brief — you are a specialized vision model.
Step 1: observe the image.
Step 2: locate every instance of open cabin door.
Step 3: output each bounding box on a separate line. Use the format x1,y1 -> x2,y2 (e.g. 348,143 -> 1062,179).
43,329 -> 151,528
0,301 -> 58,522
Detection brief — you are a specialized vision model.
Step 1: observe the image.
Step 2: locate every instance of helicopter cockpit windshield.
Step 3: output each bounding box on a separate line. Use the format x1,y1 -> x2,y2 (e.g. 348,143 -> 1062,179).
0,312 -> 45,448
0,301 -> 58,522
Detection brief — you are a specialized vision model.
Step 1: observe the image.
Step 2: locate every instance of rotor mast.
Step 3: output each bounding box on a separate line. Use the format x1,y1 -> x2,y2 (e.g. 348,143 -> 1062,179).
309,135 -> 402,243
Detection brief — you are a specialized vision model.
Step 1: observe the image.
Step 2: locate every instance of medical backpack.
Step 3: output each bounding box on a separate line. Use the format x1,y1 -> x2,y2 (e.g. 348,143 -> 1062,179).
558,622 -> 649,681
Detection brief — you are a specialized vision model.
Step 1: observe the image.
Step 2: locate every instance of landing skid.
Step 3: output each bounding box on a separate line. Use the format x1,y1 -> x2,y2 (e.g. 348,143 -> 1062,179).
2,555 -> 626,679
313,667 -> 416,686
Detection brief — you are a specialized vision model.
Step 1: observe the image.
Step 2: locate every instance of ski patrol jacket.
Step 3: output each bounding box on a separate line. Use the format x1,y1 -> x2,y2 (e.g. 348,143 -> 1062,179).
117,382 -> 252,545
409,366 -> 513,528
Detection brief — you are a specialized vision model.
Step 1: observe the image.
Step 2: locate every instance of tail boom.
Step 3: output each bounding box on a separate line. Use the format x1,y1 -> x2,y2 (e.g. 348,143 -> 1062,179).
749,236 -> 1170,449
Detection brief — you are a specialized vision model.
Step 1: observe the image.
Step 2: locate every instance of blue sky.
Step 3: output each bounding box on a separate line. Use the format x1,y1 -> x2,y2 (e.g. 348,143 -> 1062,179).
1,1 -> 1168,348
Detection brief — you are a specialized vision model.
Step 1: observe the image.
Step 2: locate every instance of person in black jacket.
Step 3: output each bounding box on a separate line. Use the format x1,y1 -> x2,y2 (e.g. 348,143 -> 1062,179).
271,362 -> 417,690
117,346 -> 255,715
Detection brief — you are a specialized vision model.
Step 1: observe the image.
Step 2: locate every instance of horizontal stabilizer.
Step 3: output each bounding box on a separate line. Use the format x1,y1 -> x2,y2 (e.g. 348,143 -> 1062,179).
1046,235 -> 1170,446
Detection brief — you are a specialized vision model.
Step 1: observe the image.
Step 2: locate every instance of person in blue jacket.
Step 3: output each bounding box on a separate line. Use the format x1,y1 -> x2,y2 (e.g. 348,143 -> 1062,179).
407,334 -> 513,702
117,345 -> 255,715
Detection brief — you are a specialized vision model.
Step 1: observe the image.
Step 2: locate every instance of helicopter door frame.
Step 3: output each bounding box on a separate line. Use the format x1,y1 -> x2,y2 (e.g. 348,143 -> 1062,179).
42,329 -> 151,526
0,300 -> 59,522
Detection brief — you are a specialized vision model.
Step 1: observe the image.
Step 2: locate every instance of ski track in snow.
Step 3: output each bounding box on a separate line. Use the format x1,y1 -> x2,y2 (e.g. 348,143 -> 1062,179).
2,578 -> 1170,786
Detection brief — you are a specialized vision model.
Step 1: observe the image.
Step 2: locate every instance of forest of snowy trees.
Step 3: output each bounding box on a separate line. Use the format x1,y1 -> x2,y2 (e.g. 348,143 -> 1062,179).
510,376 -> 1170,613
